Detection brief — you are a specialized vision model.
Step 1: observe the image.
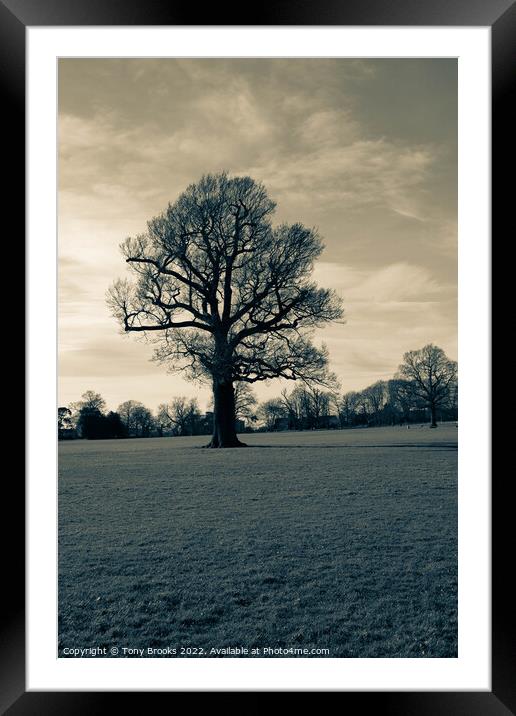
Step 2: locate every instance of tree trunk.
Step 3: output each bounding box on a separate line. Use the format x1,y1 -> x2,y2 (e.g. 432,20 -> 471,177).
430,403 -> 438,428
206,379 -> 247,448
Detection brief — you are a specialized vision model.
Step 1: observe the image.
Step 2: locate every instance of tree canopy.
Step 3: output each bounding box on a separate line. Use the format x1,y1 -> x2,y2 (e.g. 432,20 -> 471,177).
397,344 -> 457,427
108,173 -> 343,447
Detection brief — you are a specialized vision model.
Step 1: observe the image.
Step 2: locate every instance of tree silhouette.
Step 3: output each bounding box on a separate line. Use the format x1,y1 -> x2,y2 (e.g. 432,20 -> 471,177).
70,390 -> 106,438
207,383 -> 257,423
258,399 -> 286,431
233,383 -> 258,423
58,406 -> 72,432
397,344 -> 457,428
157,397 -> 201,436
117,400 -> 144,436
108,173 -> 343,447
117,400 -> 154,437
71,390 -> 106,415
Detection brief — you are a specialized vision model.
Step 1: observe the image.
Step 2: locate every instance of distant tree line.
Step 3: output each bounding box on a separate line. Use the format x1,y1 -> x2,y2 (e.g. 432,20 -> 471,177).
258,344 -> 457,431
59,392 -> 128,440
58,384 -> 258,441
58,345 -> 457,440
59,391 -> 203,440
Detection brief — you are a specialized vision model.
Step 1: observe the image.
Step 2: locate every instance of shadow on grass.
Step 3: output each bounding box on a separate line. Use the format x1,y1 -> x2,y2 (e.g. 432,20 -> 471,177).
195,442 -> 458,451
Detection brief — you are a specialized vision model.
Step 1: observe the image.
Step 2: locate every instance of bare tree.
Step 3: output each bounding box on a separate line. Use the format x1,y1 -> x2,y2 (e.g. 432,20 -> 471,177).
279,384 -> 335,429
362,381 -> 386,425
132,404 -> 155,437
156,403 -> 174,435
397,344 -> 458,428
328,391 -> 343,425
387,378 -> 419,424
340,391 -> 361,426
117,400 -> 154,437
307,385 -> 332,427
233,383 -> 257,423
70,390 -> 106,416
118,400 -> 143,436
157,397 -> 201,436
354,389 -> 371,424
69,390 -> 106,437
108,173 -> 343,447
207,382 -> 257,424
155,404 -> 170,436
280,387 -> 301,429
258,399 -> 287,431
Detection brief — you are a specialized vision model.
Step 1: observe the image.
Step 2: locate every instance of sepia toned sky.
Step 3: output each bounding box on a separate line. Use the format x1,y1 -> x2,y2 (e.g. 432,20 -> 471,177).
58,58 -> 457,413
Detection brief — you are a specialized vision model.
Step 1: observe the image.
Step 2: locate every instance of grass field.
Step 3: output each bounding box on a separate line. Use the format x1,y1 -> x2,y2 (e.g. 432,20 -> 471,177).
58,425 -> 457,658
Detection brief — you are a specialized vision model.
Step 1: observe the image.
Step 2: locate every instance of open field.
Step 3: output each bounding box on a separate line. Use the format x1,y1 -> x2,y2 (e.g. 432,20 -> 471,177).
58,425 -> 457,657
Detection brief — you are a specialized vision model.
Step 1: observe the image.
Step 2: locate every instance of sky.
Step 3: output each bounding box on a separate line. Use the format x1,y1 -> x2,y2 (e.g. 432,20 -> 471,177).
58,58 -> 457,413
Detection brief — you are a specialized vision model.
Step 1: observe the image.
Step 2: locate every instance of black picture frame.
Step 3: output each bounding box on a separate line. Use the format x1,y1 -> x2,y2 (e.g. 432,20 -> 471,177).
7,0 -> 510,710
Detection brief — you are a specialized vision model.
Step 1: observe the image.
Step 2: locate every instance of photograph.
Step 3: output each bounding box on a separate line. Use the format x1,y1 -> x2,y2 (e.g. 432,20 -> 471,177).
57,58 -> 459,660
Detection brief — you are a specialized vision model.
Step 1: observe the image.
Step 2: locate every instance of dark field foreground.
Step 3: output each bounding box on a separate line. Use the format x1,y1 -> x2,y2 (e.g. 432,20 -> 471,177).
58,426 -> 457,658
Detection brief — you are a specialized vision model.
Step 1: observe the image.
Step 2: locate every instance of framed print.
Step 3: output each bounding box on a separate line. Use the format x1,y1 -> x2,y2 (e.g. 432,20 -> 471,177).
6,0 -> 511,709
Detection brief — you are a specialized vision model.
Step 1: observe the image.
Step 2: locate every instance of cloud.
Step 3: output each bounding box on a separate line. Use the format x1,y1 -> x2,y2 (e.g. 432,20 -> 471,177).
59,106 -> 435,226
313,261 -> 446,303
59,335 -> 162,378
310,261 -> 456,391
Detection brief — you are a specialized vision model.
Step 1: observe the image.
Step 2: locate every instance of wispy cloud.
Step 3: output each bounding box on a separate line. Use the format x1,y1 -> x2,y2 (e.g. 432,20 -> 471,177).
313,261 -> 448,303
310,261 -> 456,392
